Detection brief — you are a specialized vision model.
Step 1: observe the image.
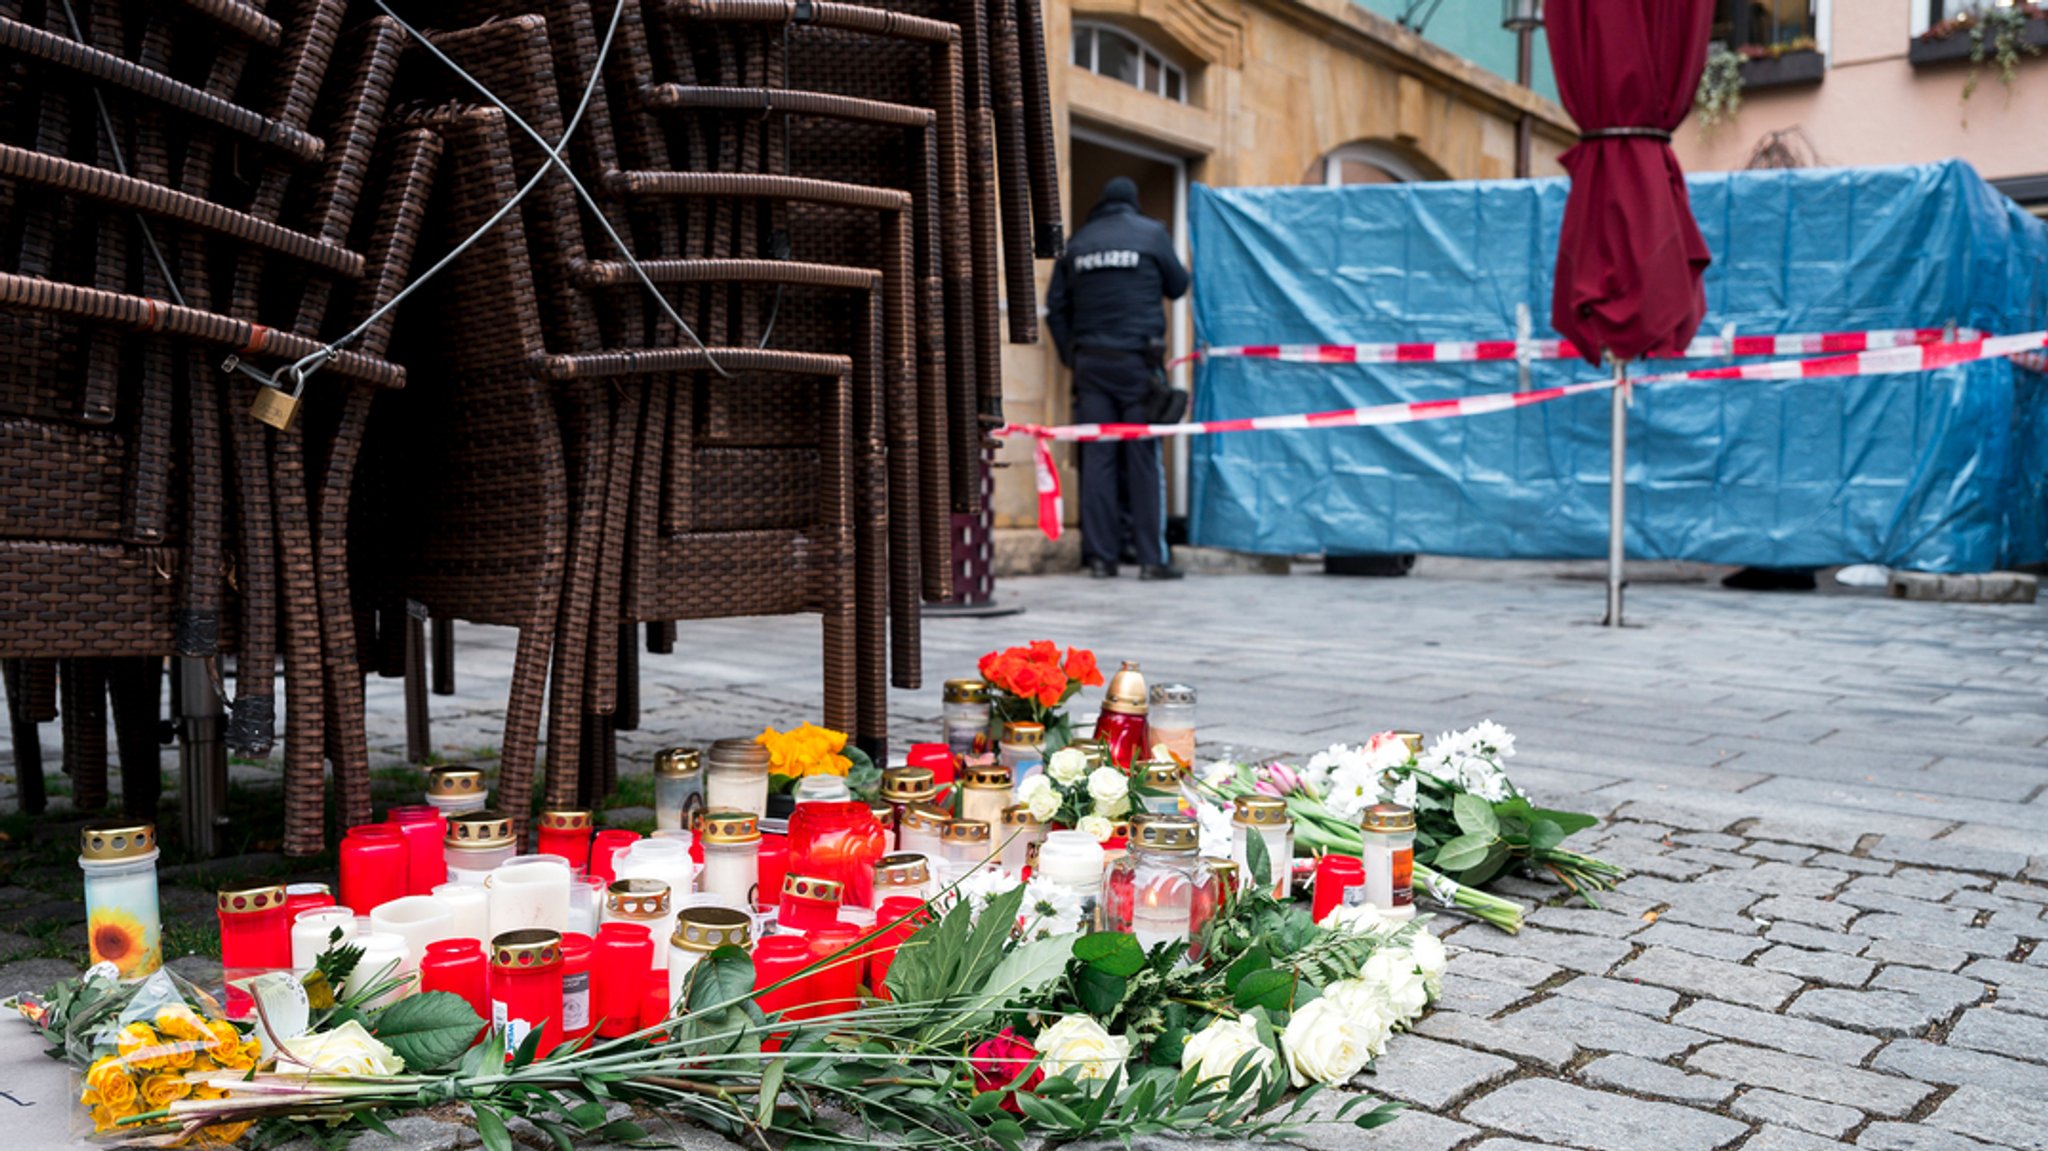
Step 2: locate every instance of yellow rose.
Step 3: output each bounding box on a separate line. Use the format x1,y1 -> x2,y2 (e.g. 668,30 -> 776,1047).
210,1041 -> 254,1071
141,1073 -> 190,1109
91,1101 -> 139,1133
155,1005 -> 211,1043
190,1083 -> 226,1101
115,1023 -> 159,1059
203,1120 -> 254,1144
205,1020 -> 242,1052
86,1056 -> 137,1105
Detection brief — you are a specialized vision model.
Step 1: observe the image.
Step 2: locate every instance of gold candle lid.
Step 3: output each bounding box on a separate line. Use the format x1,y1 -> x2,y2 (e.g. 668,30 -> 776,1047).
1150,683 -> 1196,706
881,766 -> 938,802
1362,804 -> 1417,833
217,884 -> 287,914
446,810 -> 515,848
943,678 -> 990,704
1232,795 -> 1290,827
964,765 -> 1013,790
1068,739 -> 1107,766
941,819 -> 991,844
426,767 -> 487,798
673,907 -> 752,953
1137,760 -> 1185,788
1391,731 -> 1425,756
781,874 -> 844,903
706,737 -> 772,768
1206,858 -> 1240,882
538,810 -> 593,832
606,878 -> 672,918
654,748 -> 702,777
1100,661 -> 1148,715
1001,721 -> 1044,746
900,802 -> 953,833
80,821 -> 156,861
1133,815 -> 1199,852
868,800 -> 896,824
1001,804 -> 1043,828
700,810 -> 762,844
874,853 -> 931,886
490,929 -> 563,970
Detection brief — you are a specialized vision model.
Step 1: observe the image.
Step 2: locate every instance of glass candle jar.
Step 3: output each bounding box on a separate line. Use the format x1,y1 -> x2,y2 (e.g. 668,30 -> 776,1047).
1231,796 -> 1295,899
490,929 -> 564,1055
1134,760 -> 1187,816
788,801 -> 890,909
425,767 -> 489,816
879,767 -> 938,839
998,722 -> 1045,778
389,806 -> 449,893
487,859 -> 572,941
1103,816 -> 1202,956
432,882 -> 489,943
777,874 -> 845,933
1148,683 -> 1196,763
79,821 -> 162,981
593,922 -> 653,1038
603,879 -> 674,970
666,906 -> 752,1008
867,896 -> 929,996
751,934 -> 814,1026
340,824 -> 409,916
420,938 -> 490,1022
872,853 -> 933,904
284,883 -> 335,919
906,744 -> 957,807
537,811 -> 595,872
1034,831 -> 1107,928
291,906 -> 358,971
704,737 -> 771,818
793,775 -> 852,804
999,806 -> 1047,876
1311,855 -> 1366,925
370,894 -> 457,970
345,931 -> 414,1009
589,829 -> 641,885
940,819 -> 992,868
756,832 -> 788,912
959,764 -> 1012,835
697,811 -> 761,907
561,932 -> 594,1043
1068,739 -> 1109,768
1192,858 -> 1237,959
569,875 -> 606,936
942,678 -> 991,757
1359,804 -> 1417,921
445,811 -> 517,876
1092,662 -> 1150,770
654,748 -> 704,832
898,803 -> 951,858
218,885 -> 290,1018
806,924 -> 863,1016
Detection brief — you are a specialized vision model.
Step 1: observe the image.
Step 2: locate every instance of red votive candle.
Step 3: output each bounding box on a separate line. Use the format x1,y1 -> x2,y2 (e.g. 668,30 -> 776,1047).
538,811 -> 595,873
806,924 -> 863,1017
907,743 -> 955,806
756,833 -> 789,910
789,801 -> 891,909
777,875 -> 844,934
752,934 -> 814,1030
560,932 -> 594,1043
867,896 -> 928,997
589,829 -> 640,885
490,929 -> 564,1056
1312,855 -> 1366,925
389,807 -> 448,893
420,938 -> 490,1027
340,823 -> 409,914
594,922 -> 654,1038
284,883 -> 334,919
638,968 -> 672,1035
217,884 -> 290,1019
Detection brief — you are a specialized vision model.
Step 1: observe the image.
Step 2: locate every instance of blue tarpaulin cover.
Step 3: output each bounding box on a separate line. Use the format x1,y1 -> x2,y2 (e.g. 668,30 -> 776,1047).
1187,160 -> 2048,572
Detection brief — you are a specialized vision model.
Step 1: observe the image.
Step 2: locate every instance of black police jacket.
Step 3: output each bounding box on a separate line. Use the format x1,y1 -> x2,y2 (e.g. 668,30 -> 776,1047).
1045,200 -> 1190,365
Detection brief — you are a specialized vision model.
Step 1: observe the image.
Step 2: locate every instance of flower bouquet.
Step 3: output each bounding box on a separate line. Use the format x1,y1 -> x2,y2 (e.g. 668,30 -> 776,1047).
977,640 -> 1103,752
757,720 -> 881,801
1013,745 -> 1134,843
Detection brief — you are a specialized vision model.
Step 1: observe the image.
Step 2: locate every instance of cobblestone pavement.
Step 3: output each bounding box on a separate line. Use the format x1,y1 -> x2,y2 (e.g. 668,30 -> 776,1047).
3,557 -> 2046,1150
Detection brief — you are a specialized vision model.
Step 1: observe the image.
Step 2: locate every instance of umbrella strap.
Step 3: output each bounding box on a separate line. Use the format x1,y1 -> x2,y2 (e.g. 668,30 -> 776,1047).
1579,127 -> 1673,142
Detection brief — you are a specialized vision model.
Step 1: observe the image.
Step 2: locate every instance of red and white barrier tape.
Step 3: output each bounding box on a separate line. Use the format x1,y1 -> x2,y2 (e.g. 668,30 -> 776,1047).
1007,330 -> 2048,539
1173,325 -> 1975,370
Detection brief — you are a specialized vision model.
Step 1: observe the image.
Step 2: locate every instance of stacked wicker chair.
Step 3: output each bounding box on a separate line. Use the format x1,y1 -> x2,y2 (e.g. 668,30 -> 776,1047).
0,0 -> 437,852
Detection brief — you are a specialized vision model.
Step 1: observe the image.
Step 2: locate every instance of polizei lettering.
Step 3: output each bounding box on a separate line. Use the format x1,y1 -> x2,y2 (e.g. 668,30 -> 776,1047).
1072,249 -> 1141,272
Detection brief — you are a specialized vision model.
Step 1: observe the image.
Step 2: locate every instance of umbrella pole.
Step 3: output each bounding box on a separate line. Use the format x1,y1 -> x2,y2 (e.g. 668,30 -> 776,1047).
1605,359 -> 1627,627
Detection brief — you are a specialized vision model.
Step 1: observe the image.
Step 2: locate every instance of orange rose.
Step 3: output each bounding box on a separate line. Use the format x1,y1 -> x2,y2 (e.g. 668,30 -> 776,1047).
1035,674 -> 1066,709
1006,660 -> 1042,700
1063,647 -> 1102,687
1027,640 -> 1059,663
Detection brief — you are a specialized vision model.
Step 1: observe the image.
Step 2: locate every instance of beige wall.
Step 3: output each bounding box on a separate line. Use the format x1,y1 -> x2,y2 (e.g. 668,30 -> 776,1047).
992,0 -> 1574,563
1675,0 -> 2048,180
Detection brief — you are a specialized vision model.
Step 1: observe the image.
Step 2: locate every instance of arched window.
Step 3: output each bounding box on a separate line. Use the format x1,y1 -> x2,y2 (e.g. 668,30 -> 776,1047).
1307,141 -> 1436,186
1071,21 -> 1186,103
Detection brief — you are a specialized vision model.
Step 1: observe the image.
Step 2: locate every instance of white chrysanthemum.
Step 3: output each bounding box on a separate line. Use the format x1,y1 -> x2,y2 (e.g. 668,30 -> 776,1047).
1468,719 -> 1515,759
944,868 -> 1022,921
1389,775 -> 1419,809
1323,761 -> 1381,820
1200,760 -> 1241,790
1194,800 -> 1234,857
1019,877 -> 1086,939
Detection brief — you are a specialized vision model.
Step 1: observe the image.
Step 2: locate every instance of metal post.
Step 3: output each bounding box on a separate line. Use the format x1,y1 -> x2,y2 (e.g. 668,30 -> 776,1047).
176,657 -> 228,855
1514,26 -> 1534,178
1605,360 -> 1627,627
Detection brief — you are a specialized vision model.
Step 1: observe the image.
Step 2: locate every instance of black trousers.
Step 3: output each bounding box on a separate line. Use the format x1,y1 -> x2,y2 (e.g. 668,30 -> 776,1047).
1074,349 -> 1165,568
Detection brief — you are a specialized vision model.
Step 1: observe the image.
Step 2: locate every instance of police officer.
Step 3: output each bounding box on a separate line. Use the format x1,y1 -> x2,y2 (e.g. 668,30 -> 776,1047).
1045,176 -> 1190,580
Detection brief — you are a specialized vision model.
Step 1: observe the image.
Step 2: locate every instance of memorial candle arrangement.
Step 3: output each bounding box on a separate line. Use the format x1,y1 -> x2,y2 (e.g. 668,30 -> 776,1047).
1091,661 -> 1150,769
786,800 -> 889,908
434,882 -> 490,942
941,678 -> 990,757
535,810 -> 594,871
998,721 -> 1044,776
284,882 -> 335,919
1148,682 -> 1197,763
370,894 -> 456,970
1134,760 -> 1187,817
388,806 -> 448,892
487,858 -> 573,940
1034,831 -> 1106,927
292,906 -> 358,971
776,875 -> 844,933
589,828 -> 641,885
871,853 -> 933,904
602,879 -> 674,968
79,821 -> 162,980
593,922 -> 654,1038
897,802 -> 950,858
561,932 -> 595,1043
1000,806 -> 1046,876
217,885 -> 291,1019
1231,795 -> 1295,899
958,764 -> 1012,836
1359,804 -> 1417,921
880,767 -> 937,839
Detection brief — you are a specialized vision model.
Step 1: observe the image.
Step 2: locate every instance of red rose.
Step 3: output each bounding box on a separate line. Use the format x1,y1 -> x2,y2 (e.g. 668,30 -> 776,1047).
1063,647 -> 1102,687
1008,660 -> 1043,700
970,1028 -> 1043,1112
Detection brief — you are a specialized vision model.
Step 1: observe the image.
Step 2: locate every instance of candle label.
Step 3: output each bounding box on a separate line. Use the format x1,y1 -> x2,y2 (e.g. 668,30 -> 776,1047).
1392,846 -> 1413,908
492,1001 -> 532,1053
562,974 -> 591,1032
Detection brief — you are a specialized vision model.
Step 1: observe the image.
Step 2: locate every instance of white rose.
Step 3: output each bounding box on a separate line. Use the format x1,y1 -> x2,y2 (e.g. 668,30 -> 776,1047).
1180,1016 -> 1277,1086
1086,767 -> 1129,806
1047,747 -> 1090,785
1320,902 -> 1398,938
275,1019 -> 405,1077
1016,774 -> 1063,822
1280,998 -> 1374,1086
1034,1014 -> 1130,1081
1320,978 -> 1399,1059
1361,950 -> 1431,1021
1093,794 -> 1131,819
1077,814 -> 1115,843
1408,930 -> 1448,997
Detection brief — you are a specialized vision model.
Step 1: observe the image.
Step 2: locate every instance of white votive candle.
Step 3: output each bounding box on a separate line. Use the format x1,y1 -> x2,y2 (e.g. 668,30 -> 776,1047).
291,907 -> 358,971
343,931 -> 413,1008
369,894 -> 456,970
487,860 -> 572,940
432,882 -> 489,942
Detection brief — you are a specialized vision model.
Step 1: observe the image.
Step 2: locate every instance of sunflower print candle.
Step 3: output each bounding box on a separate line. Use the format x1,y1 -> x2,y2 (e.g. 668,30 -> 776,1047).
78,822 -> 163,980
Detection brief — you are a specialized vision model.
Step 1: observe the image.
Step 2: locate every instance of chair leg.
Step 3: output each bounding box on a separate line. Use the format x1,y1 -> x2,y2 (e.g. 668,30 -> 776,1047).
647,621 -> 675,655
614,626 -> 640,733
404,604 -> 431,764
61,659 -> 110,813
500,622 -> 555,847
431,617 -> 456,696
4,661 -> 46,815
108,657 -> 164,818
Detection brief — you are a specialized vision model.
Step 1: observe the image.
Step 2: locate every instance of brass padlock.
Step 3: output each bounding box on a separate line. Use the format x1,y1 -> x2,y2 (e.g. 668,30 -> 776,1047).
248,367 -> 305,431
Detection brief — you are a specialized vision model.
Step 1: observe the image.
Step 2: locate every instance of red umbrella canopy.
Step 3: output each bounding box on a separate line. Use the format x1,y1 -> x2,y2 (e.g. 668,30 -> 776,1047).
1546,0 -> 1714,364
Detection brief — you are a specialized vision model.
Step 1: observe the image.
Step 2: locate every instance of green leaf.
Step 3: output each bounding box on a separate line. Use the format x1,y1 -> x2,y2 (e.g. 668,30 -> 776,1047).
473,1105 -> 512,1151
945,935 -> 1074,1039
1245,826 -> 1273,890
1223,946 -> 1271,994
1073,965 -> 1127,1018
1459,842 -> 1514,887
1527,818 -> 1566,853
371,991 -> 486,1072
987,1118 -> 1027,1151
687,945 -> 758,1013
601,1119 -> 647,1143
532,1118 -> 575,1151
966,1087 -> 1007,1117
1432,832 -> 1493,872
1453,794 -> 1500,838
1073,932 -> 1147,978
757,1059 -> 785,1126
565,1101 -> 609,1130
1233,968 -> 1297,1012
511,1021 -> 544,1068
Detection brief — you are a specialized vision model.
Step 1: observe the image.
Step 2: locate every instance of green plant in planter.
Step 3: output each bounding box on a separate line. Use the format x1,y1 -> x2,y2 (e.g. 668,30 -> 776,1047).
1695,42 -> 1744,127
1965,4 -> 2044,101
